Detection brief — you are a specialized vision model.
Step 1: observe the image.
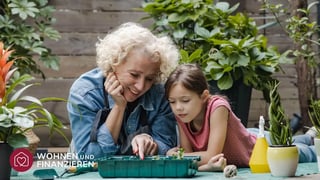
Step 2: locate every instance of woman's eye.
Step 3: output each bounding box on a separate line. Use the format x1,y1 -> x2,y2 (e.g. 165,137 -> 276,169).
182,99 -> 190,103
146,77 -> 155,82
130,73 -> 139,78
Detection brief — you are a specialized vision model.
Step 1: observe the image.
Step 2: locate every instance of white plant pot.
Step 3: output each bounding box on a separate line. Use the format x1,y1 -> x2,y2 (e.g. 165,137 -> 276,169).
314,138 -> 320,172
267,145 -> 299,177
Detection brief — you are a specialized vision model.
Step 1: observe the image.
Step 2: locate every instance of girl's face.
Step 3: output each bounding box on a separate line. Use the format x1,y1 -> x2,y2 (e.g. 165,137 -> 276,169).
114,50 -> 160,102
168,83 -> 205,123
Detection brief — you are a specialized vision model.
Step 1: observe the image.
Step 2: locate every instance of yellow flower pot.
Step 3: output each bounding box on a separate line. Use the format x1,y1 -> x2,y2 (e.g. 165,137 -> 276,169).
267,145 -> 298,177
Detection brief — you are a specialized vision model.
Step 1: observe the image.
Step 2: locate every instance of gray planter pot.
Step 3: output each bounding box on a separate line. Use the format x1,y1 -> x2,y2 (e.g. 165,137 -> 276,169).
0,143 -> 13,180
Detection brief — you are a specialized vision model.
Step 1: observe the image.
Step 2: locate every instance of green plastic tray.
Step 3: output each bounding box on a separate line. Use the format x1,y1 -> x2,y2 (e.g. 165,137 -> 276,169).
96,155 -> 200,178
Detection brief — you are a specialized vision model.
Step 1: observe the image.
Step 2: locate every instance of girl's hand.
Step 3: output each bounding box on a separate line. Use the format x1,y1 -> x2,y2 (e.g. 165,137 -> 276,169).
198,153 -> 227,172
166,147 -> 180,156
131,133 -> 158,160
105,72 -> 126,107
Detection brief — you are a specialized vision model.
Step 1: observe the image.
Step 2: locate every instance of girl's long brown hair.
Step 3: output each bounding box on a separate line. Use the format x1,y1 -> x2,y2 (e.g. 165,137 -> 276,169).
165,63 -> 209,99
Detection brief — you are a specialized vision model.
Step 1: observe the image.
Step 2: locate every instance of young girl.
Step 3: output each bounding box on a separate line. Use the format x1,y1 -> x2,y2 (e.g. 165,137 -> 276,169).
165,63 -> 316,172
164,63 -> 256,171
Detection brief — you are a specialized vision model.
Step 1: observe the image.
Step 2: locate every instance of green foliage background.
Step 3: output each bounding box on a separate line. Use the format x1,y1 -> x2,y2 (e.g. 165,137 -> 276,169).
0,0 -> 60,78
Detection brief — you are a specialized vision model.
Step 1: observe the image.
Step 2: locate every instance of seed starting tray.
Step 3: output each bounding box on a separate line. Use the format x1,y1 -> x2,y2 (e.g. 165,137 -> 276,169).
96,155 -> 200,178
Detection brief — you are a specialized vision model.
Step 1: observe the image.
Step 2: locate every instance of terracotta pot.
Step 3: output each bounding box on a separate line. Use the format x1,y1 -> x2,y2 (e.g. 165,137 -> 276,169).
267,145 -> 298,177
0,143 -> 14,180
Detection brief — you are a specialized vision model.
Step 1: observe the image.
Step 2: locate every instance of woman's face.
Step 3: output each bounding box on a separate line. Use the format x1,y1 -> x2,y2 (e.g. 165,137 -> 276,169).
168,83 -> 204,123
114,50 -> 160,102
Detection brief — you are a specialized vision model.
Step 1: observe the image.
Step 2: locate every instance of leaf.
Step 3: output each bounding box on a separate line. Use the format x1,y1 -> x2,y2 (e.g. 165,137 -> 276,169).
179,50 -> 189,63
217,74 -> 233,90
5,73 -> 34,100
41,27 -> 61,40
2,61 -> 14,81
168,13 -> 181,22
0,117 -> 13,128
189,49 -> 202,62
258,21 -> 278,30
37,108 -> 54,130
8,133 -> 29,148
307,1 -> 319,11
259,65 -> 275,73
9,0 -> 39,20
40,55 -> 60,71
237,55 -> 250,66
211,70 -> 224,80
5,67 -> 18,82
173,29 -> 187,39
9,84 -> 35,103
226,3 -> 240,14
19,96 -> 43,105
39,97 -> 67,103
0,50 -> 14,67
195,24 -> 210,38
206,61 -> 222,71
215,2 -> 230,12
0,78 -> 5,100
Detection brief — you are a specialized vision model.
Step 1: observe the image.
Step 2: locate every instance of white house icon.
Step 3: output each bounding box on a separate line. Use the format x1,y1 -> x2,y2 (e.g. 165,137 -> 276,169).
14,152 -> 29,167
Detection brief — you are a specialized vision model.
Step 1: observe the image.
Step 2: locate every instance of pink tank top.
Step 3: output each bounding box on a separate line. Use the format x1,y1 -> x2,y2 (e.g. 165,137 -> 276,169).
177,95 -> 257,167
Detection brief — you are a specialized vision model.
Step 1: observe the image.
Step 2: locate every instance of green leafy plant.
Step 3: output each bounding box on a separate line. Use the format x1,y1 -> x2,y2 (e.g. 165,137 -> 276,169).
308,98 -> 320,138
0,42 -> 68,148
261,0 -> 320,129
0,0 -> 61,77
268,81 -> 293,146
141,0 -> 289,97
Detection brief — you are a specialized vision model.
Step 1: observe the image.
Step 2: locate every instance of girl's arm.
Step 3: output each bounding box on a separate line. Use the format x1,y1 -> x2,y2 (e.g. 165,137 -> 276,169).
178,123 -> 193,152
181,106 -> 229,167
166,121 -> 192,156
205,106 -> 229,161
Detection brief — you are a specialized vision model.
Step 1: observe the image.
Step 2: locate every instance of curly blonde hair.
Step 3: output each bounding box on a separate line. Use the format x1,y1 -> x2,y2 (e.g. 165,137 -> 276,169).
96,22 -> 180,83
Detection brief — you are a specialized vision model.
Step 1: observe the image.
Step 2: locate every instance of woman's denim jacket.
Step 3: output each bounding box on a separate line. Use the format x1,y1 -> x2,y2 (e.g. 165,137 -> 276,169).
67,68 -> 177,159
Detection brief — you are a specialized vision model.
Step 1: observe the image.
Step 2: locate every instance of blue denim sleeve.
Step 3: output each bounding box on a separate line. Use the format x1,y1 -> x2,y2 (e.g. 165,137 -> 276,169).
67,95 -> 119,159
151,108 -> 177,154
147,86 -> 177,154
67,72 -> 119,159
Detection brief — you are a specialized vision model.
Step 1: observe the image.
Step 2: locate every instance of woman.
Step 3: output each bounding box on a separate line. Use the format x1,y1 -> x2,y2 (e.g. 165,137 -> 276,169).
67,22 -> 179,159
